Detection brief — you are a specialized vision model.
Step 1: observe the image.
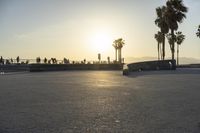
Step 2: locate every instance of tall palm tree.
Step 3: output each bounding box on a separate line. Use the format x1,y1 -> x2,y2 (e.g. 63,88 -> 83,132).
165,0 -> 188,61
113,38 -> 125,63
154,31 -> 163,60
112,43 -> 118,62
155,6 -> 169,60
196,25 -> 200,38
176,31 -> 185,65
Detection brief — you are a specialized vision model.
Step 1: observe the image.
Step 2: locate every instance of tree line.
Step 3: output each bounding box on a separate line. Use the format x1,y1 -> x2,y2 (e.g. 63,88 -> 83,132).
154,0 -> 200,65
0,56 -> 23,65
0,37 -> 126,65
0,56 -> 123,65
0,56 -> 70,65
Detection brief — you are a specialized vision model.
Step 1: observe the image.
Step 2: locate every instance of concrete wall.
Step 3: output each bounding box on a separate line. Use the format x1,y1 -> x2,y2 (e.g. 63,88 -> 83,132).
127,60 -> 176,72
0,64 -> 29,72
29,64 -> 123,72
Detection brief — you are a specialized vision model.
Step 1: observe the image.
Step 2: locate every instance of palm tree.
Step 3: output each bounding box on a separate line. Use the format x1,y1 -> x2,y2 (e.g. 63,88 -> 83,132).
113,38 -> 125,63
197,25 -> 200,38
112,42 -> 118,62
155,31 -> 163,60
176,31 -> 185,65
166,33 -> 175,55
165,0 -> 188,61
155,6 -> 169,60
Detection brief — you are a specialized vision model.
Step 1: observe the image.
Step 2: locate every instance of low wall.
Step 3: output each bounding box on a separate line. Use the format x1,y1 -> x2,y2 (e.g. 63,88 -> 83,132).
178,64 -> 200,68
127,60 -> 176,72
29,64 -> 123,72
0,64 -> 29,72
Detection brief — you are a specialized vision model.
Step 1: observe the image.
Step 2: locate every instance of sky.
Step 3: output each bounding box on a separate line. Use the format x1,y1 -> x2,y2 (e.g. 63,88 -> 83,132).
0,0 -> 200,62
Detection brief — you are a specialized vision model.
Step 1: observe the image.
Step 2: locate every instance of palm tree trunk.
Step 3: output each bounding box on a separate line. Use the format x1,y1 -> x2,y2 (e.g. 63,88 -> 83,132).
118,48 -> 121,63
162,33 -> 165,60
160,43 -> 162,60
115,48 -> 117,61
171,30 -> 175,61
177,44 -> 179,65
157,42 -> 160,60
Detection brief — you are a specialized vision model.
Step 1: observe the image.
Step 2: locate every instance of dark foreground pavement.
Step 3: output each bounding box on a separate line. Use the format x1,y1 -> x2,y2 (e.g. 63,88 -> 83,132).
0,69 -> 200,133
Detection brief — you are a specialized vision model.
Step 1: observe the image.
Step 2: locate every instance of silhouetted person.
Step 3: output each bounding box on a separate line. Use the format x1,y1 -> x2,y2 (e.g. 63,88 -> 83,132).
10,58 -> 13,64
6,60 -> 10,65
36,57 -> 41,64
25,60 -> 29,64
16,56 -> 20,64
197,25 -> 200,38
48,60 -> 51,64
51,58 -> 57,64
107,57 -> 110,64
98,53 -> 101,63
44,58 -> 47,64
0,56 -> 3,65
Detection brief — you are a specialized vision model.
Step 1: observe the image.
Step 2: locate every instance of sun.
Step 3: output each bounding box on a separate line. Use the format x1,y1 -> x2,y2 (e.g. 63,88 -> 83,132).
90,31 -> 112,53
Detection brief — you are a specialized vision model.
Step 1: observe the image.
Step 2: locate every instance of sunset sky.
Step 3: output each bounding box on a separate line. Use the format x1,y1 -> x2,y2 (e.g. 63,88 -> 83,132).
0,0 -> 200,62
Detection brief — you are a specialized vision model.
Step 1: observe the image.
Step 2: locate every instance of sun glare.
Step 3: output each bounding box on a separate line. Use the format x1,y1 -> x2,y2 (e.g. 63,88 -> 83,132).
90,31 -> 113,53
